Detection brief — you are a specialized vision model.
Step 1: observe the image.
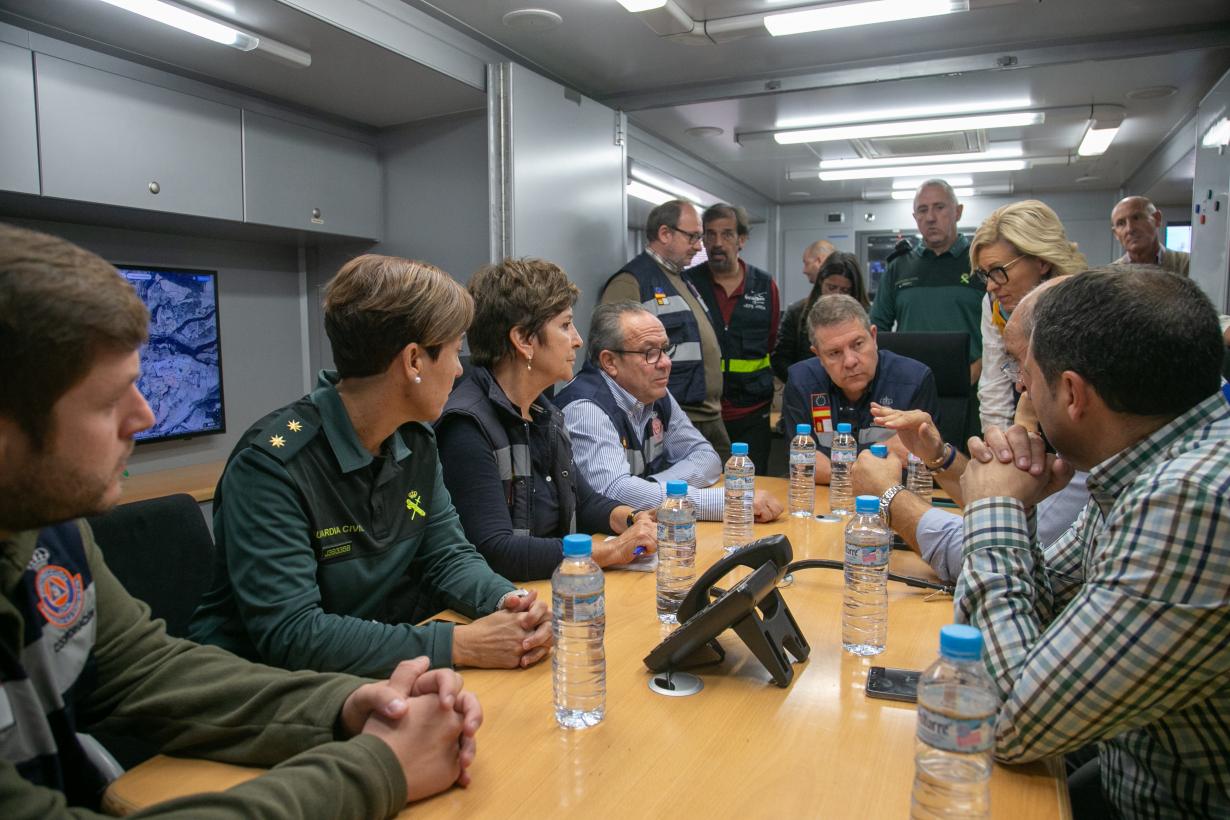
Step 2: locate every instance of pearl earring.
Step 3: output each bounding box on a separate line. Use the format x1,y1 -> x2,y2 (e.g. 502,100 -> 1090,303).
413,375 -> 422,384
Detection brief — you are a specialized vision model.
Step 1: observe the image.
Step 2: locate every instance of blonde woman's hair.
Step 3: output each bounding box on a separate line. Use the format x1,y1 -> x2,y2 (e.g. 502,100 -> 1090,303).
969,199 -> 1088,279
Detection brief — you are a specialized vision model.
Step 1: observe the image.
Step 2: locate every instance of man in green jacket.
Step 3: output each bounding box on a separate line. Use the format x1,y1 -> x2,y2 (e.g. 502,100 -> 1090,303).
0,224 -> 482,817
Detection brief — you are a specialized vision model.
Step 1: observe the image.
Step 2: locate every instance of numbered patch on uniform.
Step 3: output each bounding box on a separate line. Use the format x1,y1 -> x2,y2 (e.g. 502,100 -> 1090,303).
810,393 -> 833,433
36,564 -> 85,628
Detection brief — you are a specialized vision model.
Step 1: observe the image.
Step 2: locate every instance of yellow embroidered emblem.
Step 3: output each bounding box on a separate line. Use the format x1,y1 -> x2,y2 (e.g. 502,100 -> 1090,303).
269,435 -> 286,448
405,490 -> 425,520
287,419 -> 303,432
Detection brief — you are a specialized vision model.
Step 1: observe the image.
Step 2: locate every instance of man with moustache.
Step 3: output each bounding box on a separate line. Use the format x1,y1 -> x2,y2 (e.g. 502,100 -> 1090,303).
684,203 -> 780,473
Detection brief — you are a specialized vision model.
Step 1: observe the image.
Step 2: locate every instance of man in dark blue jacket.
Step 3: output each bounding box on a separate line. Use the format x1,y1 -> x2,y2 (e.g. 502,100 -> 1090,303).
783,294 -> 938,484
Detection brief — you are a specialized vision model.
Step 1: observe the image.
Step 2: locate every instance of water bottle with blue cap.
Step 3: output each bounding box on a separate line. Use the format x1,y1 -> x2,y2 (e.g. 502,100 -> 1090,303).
552,534 -> 605,728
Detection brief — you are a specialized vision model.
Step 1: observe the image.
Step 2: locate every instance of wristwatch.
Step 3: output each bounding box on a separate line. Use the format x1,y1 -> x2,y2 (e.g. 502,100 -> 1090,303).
879,484 -> 907,527
496,588 -> 530,609
625,510 -> 640,529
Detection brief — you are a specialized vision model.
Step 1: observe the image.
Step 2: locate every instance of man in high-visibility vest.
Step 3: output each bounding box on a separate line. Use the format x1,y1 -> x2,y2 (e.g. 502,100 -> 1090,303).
684,203 -> 780,474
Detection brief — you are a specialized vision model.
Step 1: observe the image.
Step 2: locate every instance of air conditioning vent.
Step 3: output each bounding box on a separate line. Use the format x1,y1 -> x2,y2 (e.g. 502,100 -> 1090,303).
854,130 -> 987,159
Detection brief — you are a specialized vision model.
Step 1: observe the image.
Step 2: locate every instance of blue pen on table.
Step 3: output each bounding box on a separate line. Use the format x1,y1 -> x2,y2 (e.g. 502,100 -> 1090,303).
633,546 -> 647,557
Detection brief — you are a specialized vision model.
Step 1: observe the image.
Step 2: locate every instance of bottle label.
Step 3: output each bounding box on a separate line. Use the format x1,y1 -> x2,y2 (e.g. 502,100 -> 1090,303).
568,591 -> 605,623
658,522 -> 695,544
845,541 -> 889,566
916,704 -> 996,753
832,449 -> 856,464
789,450 -> 814,465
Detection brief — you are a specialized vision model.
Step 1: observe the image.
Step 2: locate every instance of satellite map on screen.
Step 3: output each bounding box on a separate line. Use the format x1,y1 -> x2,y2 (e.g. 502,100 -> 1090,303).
119,266 -> 225,442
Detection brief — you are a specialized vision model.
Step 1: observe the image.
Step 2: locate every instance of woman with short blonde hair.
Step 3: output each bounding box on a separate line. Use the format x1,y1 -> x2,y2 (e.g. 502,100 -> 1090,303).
970,200 -> 1087,431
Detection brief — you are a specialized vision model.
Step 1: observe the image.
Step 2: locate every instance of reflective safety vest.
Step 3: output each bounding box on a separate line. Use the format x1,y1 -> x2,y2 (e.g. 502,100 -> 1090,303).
686,262 -> 775,408
607,252 -> 707,406
438,366 -> 577,537
555,362 -> 674,478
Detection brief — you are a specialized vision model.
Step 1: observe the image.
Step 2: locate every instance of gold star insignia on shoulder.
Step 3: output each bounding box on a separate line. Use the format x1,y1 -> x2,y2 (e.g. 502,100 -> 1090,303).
269,435 -> 286,448
287,419 -> 302,432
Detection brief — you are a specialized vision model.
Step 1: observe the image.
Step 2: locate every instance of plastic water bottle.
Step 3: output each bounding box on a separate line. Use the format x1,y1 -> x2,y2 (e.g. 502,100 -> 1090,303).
842,495 -> 890,655
656,480 -> 696,624
788,424 -> 817,517
829,422 -> 856,516
723,441 -> 754,552
911,624 -> 998,820
552,534 -> 605,728
907,453 -> 934,503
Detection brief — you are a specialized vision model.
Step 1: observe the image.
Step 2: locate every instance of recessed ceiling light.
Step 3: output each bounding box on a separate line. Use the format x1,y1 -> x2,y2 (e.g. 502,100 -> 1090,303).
1074,175 -> 1100,184
820,146 -> 1024,170
1126,85 -> 1177,101
773,98 -> 1032,131
502,9 -> 563,32
787,191 -> 812,197
685,126 -> 725,138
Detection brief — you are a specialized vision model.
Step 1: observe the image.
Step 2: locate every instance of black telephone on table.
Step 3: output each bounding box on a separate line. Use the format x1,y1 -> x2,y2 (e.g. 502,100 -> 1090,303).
643,534 -> 810,688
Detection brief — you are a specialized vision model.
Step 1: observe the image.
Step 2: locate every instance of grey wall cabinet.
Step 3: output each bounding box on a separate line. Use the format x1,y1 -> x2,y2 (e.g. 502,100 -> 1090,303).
0,41 -> 39,195
35,54 -> 243,221
243,111 -> 382,240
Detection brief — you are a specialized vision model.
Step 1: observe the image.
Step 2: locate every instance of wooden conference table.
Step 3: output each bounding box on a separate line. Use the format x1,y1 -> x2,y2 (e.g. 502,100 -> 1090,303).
104,478 -> 1069,818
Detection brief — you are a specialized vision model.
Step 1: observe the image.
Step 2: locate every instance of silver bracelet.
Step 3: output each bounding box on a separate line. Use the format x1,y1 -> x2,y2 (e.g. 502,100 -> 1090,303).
879,484 -> 907,527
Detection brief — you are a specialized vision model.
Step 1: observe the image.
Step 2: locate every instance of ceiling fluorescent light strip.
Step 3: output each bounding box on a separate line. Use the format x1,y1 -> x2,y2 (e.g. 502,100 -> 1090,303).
95,0 -> 257,49
1077,125 -> 1119,156
765,0 -> 970,37
892,175 -> 973,189
627,180 -> 674,205
820,147 -> 1024,170
818,159 -> 1027,181
617,0 -> 669,11
773,98 -> 1032,131
629,165 -> 719,206
776,111 -> 1043,144
1202,117 -> 1230,148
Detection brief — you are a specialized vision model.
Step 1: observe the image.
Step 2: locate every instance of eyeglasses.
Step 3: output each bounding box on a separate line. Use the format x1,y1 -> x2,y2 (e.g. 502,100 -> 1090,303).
1000,357 -> 1022,385
612,344 -> 676,364
973,254 -> 1028,286
668,225 -> 703,244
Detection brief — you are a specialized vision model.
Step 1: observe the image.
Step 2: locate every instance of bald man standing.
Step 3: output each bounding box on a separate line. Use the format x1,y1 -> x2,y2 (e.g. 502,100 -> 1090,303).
1111,195 -> 1190,276
771,240 -> 835,381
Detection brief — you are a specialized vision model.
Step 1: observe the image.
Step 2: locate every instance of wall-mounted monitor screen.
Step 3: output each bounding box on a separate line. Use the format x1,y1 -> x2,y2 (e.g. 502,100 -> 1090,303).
1165,223 -> 1192,254
117,265 -> 226,444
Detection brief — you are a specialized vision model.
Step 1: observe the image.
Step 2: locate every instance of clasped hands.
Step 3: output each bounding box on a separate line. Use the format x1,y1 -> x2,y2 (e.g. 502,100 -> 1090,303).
961,424 -> 1074,509
340,656 -> 482,802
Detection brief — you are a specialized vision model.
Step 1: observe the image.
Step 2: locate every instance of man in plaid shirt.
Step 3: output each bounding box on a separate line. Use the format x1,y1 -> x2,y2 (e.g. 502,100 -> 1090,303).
956,266 -> 1229,818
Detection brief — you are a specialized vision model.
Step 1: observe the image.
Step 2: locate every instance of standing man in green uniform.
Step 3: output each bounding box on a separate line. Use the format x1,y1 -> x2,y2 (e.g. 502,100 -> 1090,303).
870,179 -> 986,387
602,199 -> 730,461
190,255 -> 551,678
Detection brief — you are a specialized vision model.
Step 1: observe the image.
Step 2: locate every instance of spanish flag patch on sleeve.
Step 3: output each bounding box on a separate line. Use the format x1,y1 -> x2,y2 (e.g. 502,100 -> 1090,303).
811,393 -> 833,434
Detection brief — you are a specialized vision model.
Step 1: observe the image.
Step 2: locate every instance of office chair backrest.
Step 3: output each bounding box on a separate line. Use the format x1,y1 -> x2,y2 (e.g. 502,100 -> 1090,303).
86,493 -> 214,639
875,331 -> 973,447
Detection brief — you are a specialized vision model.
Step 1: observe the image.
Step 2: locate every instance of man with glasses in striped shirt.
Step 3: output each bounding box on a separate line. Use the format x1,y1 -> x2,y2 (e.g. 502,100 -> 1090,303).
557,302 -> 782,523
956,266 -> 1229,818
